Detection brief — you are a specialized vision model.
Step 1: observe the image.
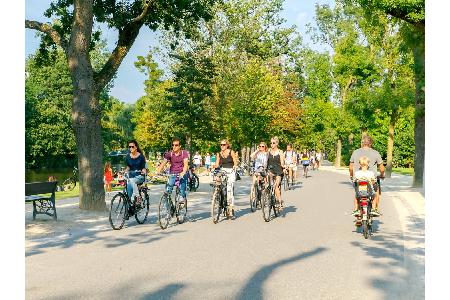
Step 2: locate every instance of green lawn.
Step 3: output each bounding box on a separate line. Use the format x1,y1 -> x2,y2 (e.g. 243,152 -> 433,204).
392,167 -> 414,176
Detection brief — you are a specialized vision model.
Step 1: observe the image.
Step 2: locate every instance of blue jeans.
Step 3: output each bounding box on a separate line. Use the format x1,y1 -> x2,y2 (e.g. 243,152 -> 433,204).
127,175 -> 145,199
166,173 -> 188,199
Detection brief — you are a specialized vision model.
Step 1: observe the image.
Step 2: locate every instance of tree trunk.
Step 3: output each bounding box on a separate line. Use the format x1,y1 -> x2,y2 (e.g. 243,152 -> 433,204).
67,0 -> 105,211
412,32 -> 425,187
385,117 -> 395,178
73,97 -> 106,210
334,138 -> 342,168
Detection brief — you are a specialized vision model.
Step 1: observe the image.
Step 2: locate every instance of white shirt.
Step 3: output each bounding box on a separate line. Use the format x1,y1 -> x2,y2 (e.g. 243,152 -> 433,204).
354,170 -> 376,182
193,155 -> 202,165
205,155 -> 211,165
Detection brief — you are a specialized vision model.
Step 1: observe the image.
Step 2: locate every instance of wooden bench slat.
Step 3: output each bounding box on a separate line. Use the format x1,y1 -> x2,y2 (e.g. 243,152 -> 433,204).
26,181 -> 58,196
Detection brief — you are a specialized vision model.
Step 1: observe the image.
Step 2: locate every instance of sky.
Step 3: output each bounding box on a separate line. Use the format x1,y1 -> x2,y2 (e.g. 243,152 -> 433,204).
25,0 -> 334,104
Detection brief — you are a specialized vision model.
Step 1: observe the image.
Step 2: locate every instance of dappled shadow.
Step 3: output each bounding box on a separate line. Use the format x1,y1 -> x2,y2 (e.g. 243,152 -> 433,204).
140,283 -> 184,300
235,247 -> 328,300
350,215 -> 424,299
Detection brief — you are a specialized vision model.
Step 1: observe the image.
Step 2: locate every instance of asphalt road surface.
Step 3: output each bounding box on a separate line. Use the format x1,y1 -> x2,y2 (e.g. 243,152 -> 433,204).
26,169 -> 424,300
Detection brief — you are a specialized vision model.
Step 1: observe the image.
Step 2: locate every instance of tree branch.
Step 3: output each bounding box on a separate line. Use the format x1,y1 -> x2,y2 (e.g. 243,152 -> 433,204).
25,20 -> 68,52
131,0 -> 153,24
93,1 -> 153,95
384,9 -> 425,32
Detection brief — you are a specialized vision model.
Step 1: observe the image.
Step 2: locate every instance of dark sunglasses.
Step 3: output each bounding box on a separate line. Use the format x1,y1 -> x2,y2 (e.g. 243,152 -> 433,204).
220,144 -> 227,146
128,145 -> 135,148
172,144 -> 180,147
259,145 -> 265,148
271,142 -> 276,144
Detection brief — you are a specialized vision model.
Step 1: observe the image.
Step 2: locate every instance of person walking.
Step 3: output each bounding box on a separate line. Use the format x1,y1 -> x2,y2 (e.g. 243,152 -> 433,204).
205,153 -> 211,175
104,161 -> 113,193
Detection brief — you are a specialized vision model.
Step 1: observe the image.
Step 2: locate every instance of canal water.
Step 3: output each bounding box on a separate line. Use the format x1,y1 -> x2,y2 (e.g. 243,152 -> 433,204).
25,168 -> 74,183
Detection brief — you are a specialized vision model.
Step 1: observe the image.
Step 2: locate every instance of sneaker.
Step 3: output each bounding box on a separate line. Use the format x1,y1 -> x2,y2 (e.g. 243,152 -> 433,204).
371,209 -> 380,217
178,197 -> 187,206
352,209 -> 360,216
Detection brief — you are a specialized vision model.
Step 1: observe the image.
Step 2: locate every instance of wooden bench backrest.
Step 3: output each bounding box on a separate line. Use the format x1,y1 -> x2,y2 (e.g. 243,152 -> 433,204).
25,181 -> 58,196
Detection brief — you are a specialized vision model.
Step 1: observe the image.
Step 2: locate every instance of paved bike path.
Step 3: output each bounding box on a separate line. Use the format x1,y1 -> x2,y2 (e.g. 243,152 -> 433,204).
25,169 -> 424,299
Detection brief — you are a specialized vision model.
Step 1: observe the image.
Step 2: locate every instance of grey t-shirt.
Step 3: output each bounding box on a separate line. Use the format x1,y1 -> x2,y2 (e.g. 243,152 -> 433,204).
350,147 -> 383,173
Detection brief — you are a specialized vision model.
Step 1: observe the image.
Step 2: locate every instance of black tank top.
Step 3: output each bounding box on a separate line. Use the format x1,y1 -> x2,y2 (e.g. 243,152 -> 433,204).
219,151 -> 234,168
268,151 -> 283,175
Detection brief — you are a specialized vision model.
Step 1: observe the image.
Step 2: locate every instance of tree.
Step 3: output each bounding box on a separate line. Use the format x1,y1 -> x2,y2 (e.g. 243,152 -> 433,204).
350,0 -> 425,186
26,0 -> 216,210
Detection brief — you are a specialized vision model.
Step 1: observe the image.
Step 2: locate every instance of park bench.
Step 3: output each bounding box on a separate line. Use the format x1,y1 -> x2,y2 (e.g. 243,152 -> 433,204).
25,181 -> 58,220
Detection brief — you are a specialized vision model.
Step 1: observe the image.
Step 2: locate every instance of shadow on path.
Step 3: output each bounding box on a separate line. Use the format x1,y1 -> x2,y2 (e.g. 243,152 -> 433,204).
351,215 -> 424,299
235,247 -> 328,300
140,283 -> 185,300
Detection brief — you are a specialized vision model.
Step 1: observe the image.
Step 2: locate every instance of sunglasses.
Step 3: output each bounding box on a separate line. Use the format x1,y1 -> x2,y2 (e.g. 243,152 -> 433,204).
220,144 -> 227,146
259,145 -> 265,148
271,142 -> 276,144
128,145 -> 135,148
172,144 -> 180,147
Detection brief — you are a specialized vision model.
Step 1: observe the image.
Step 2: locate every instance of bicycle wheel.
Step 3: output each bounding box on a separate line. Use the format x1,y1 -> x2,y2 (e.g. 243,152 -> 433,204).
272,194 -> 279,218
261,188 -> 271,222
109,193 -> 127,230
250,183 -> 258,212
283,175 -> 289,191
362,220 -> 369,239
211,190 -> 221,224
63,177 -> 76,191
135,191 -> 150,224
193,174 -> 200,189
158,194 -> 171,229
176,194 -> 187,224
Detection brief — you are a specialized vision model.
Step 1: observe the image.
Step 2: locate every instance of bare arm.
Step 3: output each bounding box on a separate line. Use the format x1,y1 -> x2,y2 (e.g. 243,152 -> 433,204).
232,151 -> 239,168
213,154 -> 220,168
156,160 -> 167,174
180,158 -> 189,176
378,163 -> 385,177
349,162 -> 354,177
250,150 -> 259,160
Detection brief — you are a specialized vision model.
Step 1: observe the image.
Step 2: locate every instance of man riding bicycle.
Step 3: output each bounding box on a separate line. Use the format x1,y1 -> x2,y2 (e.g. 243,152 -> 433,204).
156,138 -> 189,205
349,135 -> 385,216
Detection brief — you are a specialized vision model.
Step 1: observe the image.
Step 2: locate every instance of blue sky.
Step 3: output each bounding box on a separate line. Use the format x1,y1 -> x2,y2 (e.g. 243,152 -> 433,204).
25,0 -> 334,103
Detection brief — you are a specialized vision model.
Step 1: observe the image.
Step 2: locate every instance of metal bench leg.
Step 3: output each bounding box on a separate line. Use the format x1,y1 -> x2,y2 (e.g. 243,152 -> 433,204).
32,201 -> 37,220
52,198 -> 57,220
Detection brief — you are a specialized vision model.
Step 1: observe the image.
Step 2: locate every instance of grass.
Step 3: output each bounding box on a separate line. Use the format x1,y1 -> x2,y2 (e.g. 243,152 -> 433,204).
392,167 -> 414,176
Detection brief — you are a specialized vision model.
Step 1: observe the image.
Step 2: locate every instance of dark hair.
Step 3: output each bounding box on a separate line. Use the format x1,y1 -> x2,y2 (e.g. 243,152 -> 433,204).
172,137 -> 181,145
128,140 -> 145,158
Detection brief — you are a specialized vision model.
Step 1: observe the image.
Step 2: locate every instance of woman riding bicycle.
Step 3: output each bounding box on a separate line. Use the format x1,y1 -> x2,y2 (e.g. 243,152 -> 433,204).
213,139 -> 238,216
267,136 -> 285,209
124,140 -> 147,204
250,141 -> 268,185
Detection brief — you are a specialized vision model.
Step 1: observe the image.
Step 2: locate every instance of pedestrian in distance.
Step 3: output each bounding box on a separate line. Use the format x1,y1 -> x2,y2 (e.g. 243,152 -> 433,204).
104,161 -> 113,193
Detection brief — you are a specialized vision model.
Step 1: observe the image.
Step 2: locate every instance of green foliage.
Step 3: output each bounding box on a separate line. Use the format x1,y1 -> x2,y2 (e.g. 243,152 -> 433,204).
26,46 -> 134,168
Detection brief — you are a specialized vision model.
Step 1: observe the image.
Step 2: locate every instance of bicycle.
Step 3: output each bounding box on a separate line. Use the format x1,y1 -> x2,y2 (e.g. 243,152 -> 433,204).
188,165 -> 200,192
283,167 -> 295,191
301,161 -> 310,178
250,168 -> 266,212
158,173 -> 188,229
62,166 -> 78,191
261,168 -> 280,222
210,168 -> 234,223
108,171 -> 150,230
352,175 -> 383,239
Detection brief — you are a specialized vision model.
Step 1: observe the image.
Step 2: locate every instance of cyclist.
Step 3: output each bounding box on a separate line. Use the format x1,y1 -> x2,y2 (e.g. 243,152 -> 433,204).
250,141 -> 269,184
213,139 -> 238,216
284,144 -> 297,181
156,138 -> 189,205
300,149 -> 310,177
267,136 -> 285,209
349,135 -> 385,216
124,140 -> 147,204
315,151 -> 322,169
